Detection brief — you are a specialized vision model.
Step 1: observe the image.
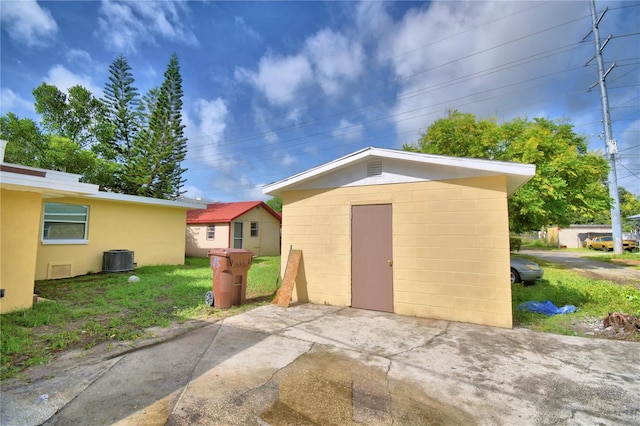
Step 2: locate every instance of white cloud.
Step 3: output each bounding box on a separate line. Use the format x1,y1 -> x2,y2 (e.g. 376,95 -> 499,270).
265,131 -> 278,144
181,185 -> 207,201
355,1 -> 393,43
238,177 -> 270,201
45,65 -> 103,97
304,29 -> 365,97
251,106 -> 279,144
237,27 -> 365,107
616,118 -> 640,196
332,119 -> 364,142
379,1 -> 590,144
0,0 -> 57,47
234,16 -> 261,42
281,154 -> 296,167
65,49 -> 92,65
96,0 -> 198,54
185,97 -> 235,173
235,54 -> 313,107
0,88 -> 33,116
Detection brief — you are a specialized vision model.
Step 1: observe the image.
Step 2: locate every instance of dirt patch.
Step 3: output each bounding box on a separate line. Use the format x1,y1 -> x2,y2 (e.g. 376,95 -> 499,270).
567,314 -> 640,342
611,258 -> 640,267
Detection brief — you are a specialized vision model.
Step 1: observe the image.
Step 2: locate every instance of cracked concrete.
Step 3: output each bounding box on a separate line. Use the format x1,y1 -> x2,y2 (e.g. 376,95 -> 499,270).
2,303 -> 639,425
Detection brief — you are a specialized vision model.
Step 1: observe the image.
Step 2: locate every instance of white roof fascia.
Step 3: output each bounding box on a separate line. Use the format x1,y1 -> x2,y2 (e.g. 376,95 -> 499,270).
0,169 -> 99,195
263,147 -> 371,195
263,147 -> 535,197
1,162 -> 204,209
1,161 -> 84,183
85,191 -> 205,209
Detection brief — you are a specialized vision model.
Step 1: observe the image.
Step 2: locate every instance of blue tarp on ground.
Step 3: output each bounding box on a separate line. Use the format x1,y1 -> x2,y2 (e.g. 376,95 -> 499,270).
517,300 -> 576,316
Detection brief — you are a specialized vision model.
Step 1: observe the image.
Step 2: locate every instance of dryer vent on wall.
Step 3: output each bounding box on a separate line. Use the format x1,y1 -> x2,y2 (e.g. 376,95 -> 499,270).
103,250 -> 134,272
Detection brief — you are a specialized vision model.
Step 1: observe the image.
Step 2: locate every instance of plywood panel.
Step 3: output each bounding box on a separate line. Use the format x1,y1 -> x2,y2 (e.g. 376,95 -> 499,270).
273,250 -> 302,307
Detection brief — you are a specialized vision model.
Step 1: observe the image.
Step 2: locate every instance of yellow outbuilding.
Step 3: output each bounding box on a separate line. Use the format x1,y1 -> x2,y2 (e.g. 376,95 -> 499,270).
263,147 -> 535,328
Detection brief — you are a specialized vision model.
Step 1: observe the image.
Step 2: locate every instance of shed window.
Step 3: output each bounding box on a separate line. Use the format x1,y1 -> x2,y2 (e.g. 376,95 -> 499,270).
42,203 -> 88,244
206,225 -> 215,240
251,222 -> 259,237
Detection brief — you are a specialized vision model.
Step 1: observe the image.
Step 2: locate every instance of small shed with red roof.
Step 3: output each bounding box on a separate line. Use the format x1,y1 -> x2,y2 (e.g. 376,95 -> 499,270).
186,201 -> 281,257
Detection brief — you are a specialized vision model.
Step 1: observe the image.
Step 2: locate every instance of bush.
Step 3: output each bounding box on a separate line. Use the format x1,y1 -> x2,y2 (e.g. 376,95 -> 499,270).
510,236 -> 522,252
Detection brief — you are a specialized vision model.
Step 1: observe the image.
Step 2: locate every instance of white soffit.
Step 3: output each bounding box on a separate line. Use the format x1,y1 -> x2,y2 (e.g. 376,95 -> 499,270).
263,147 -> 536,197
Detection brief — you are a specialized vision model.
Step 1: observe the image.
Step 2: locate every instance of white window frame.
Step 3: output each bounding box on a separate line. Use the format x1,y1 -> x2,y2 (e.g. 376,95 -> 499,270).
250,221 -> 259,237
42,202 -> 89,245
206,224 -> 215,240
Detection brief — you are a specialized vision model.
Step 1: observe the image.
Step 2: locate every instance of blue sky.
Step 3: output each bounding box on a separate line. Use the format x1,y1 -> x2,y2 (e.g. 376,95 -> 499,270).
1,1 -> 639,201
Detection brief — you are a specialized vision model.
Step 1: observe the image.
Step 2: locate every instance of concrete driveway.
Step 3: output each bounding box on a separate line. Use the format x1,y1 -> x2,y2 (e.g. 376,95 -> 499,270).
3,304 -> 639,425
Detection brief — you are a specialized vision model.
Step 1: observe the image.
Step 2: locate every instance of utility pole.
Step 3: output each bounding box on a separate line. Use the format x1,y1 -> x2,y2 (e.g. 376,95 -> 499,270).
585,0 -> 623,254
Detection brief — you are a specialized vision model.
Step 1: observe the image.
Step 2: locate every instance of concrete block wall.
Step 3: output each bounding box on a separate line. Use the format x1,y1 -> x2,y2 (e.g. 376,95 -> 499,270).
281,175 -> 513,328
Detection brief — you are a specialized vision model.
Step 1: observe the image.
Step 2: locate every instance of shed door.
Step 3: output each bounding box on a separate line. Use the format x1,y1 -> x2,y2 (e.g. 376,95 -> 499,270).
351,204 -> 393,312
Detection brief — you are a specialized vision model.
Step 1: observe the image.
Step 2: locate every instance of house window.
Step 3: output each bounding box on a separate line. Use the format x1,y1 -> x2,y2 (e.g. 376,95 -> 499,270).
251,222 -> 259,237
42,203 -> 88,244
206,225 -> 215,240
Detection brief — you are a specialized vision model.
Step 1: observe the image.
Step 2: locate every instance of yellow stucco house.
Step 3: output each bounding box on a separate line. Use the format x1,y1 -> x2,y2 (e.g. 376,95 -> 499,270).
0,141 -> 203,314
263,147 -> 535,328
186,201 -> 281,257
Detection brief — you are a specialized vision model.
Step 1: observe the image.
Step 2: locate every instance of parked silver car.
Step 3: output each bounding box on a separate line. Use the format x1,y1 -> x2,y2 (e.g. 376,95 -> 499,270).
510,255 -> 543,285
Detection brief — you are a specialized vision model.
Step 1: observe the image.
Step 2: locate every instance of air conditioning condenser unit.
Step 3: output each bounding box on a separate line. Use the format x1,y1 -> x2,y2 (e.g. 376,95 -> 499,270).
103,250 -> 134,272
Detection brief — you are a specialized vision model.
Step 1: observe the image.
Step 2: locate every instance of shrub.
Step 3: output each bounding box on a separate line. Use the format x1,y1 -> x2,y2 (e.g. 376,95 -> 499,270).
510,236 -> 522,252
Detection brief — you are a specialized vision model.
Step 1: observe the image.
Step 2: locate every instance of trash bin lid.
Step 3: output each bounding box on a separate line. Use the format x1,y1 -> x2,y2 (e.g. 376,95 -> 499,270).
208,248 -> 253,257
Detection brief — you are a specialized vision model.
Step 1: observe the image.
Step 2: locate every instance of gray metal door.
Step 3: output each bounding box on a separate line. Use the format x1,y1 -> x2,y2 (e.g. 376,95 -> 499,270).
351,204 -> 393,312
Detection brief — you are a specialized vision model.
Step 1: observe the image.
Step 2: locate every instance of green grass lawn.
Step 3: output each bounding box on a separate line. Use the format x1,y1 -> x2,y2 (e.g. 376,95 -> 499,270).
1,256 -> 280,381
3,253 -> 639,381
512,259 -> 640,339
582,251 -> 640,270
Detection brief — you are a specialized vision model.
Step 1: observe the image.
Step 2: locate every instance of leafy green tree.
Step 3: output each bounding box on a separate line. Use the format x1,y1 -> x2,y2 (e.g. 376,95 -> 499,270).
103,54 -> 141,160
33,83 -> 114,149
404,110 -> 611,233
123,54 -> 188,199
0,113 -> 47,166
41,136 -> 117,186
586,187 -> 640,232
266,196 -> 283,213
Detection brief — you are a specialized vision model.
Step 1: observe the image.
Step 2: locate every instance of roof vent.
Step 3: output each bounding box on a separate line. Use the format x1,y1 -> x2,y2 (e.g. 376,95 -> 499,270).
367,161 -> 382,177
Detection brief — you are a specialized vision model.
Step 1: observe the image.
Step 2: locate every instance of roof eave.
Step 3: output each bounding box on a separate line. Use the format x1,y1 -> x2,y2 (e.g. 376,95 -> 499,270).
263,147 -> 536,197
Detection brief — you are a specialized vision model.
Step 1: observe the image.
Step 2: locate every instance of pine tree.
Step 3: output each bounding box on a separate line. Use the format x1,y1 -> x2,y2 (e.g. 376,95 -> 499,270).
161,53 -> 188,199
122,54 -> 188,200
103,54 -> 140,161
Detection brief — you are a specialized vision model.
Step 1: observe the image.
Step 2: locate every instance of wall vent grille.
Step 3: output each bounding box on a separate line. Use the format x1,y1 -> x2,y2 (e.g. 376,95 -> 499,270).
103,250 -> 134,272
48,263 -> 72,279
367,161 -> 383,177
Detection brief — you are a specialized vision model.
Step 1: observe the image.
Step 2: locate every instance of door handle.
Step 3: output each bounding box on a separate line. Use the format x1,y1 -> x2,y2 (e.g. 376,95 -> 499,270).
387,260 -> 393,266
